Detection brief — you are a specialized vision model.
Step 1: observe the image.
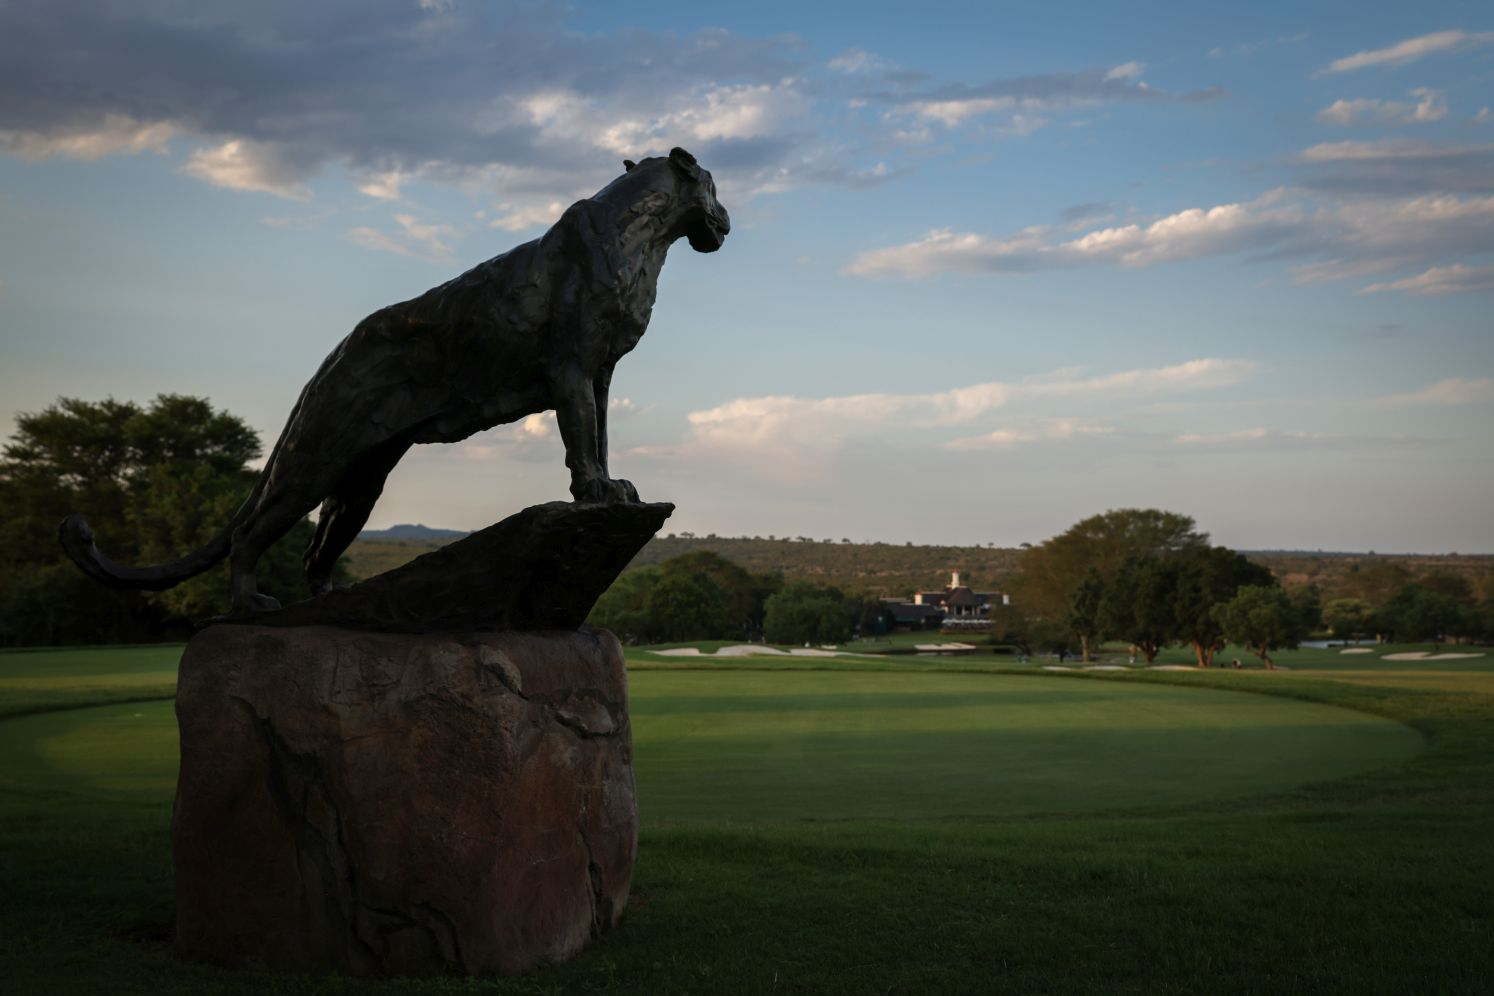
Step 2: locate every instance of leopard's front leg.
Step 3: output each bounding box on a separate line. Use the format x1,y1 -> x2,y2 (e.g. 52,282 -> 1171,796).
552,361 -> 638,504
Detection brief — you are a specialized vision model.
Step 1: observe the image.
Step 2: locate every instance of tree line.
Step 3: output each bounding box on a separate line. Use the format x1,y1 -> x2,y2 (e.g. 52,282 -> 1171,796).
1001,509 -> 1493,665
587,550 -> 882,646
2,397 -> 1490,650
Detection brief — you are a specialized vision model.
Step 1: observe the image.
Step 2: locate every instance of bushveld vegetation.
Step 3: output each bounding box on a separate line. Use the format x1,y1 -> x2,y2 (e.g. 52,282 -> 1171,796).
0,396 -> 343,646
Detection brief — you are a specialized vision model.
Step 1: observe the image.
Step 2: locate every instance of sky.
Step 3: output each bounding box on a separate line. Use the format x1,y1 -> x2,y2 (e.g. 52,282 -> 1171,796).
1,0 -> 1491,553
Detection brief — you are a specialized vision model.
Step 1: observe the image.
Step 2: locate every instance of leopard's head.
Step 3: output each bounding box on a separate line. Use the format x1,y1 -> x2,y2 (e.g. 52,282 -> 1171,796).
622,147 -> 730,253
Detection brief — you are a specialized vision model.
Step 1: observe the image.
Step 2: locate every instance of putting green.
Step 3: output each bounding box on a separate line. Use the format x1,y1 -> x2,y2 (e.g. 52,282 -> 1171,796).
0,671 -> 1421,820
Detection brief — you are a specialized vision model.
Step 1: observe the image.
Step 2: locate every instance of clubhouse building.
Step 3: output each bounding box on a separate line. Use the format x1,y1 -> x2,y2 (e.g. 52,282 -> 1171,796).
880,571 -> 1009,632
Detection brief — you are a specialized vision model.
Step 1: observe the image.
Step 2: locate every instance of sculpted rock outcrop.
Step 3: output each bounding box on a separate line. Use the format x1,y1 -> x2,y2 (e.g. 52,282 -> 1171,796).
173,624 -> 637,976
245,500 -> 673,633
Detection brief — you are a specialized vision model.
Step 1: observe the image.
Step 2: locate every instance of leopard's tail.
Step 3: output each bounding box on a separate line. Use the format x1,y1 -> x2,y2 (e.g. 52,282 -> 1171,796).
58,476 -> 265,591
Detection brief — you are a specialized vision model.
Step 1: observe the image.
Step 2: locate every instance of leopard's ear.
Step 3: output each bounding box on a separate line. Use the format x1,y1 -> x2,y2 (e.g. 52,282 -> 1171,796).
623,159 -> 636,172
668,147 -> 699,178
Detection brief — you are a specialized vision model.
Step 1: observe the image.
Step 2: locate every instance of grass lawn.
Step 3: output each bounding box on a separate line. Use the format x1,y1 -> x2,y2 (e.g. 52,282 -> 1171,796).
0,641 -> 1490,994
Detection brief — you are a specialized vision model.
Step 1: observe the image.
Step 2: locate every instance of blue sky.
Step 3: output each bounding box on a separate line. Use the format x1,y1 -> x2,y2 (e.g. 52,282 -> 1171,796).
1,1 -> 1491,552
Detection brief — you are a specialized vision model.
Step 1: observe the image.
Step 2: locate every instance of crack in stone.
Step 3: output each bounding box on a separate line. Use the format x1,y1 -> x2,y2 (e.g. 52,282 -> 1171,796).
575,809 -> 608,940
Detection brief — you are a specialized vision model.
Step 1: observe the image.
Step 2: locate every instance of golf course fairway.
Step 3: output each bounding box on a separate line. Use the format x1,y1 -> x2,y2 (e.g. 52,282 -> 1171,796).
0,670 -> 1421,820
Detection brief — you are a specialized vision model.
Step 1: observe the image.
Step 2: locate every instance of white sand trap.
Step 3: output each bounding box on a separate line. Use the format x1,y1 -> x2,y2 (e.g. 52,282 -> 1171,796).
913,642 -> 977,652
1042,665 -> 1077,671
1382,651 -> 1484,661
1340,648 -> 1374,655
645,645 -> 875,659
1085,664 -> 1128,671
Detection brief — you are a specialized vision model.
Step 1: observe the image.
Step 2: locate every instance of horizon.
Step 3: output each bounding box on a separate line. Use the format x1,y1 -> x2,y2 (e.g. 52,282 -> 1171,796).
358,521 -> 1493,558
2,1 -> 1491,554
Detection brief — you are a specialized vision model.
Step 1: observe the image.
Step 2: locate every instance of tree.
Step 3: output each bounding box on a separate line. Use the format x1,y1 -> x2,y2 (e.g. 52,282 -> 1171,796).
1375,584 -> 1465,645
1016,509 -> 1207,623
1067,568 -> 1104,662
0,395 -> 333,644
656,550 -> 776,640
763,581 -> 852,645
644,573 -> 729,644
1213,585 -> 1314,669
1096,555 -> 1178,664
1169,546 -> 1276,668
1322,597 -> 1373,644
587,567 -> 661,643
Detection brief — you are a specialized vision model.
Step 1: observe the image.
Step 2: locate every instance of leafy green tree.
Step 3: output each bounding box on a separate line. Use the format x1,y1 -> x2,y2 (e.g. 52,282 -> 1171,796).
1016,509 -> 1206,623
763,581 -> 852,645
644,573 -> 730,643
1096,555 -> 1178,664
1375,584 -> 1465,645
1213,585 -> 1314,670
1322,597 -> 1373,643
657,550 -> 776,639
1170,546 -> 1276,668
1067,568 -> 1105,662
587,567 -> 662,643
0,394 -> 335,643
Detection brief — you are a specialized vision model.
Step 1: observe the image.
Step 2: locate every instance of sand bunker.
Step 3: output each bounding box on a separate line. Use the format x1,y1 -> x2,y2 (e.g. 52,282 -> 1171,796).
914,642 -> 977,652
1382,651 -> 1485,661
1340,648 -> 1374,655
646,645 -> 874,659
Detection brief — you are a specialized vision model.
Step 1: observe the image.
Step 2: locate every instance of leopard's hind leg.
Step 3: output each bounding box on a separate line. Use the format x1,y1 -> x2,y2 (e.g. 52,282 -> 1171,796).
304,438 -> 411,595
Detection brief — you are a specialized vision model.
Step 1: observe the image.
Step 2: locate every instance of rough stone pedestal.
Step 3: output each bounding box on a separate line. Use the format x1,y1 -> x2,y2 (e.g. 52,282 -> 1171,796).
172,623 -> 636,977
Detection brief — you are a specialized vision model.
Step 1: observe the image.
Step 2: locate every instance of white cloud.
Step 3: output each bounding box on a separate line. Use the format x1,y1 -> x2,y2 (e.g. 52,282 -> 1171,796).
1316,88 -> 1447,126
0,114 -> 174,161
348,212 -> 460,261
882,63 -> 1202,139
1360,263 -> 1494,296
828,48 -> 885,74
1378,377 -> 1494,406
357,169 -> 411,201
848,184 -> 1494,283
679,359 -> 1255,458
490,200 -> 568,232
1173,428 -> 1425,449
1104,61 -> 1145,81
182,139 -> 312,199
943,418 -> 1117,450
517,80 -> 808,159
1476,108 -> 1494,124
517,412 -> 554,438
1299,138 -> 1487,162
1321,29 -> 1494,74
905,97 -> 1020,127
846,191 -> 1304,277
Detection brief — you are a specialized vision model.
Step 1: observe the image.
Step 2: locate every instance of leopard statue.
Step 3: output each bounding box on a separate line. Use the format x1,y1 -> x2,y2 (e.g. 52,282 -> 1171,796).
60,147 -> 729,616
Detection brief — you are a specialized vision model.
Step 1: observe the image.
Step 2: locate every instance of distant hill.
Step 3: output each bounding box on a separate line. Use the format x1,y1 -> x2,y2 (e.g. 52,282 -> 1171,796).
344,530 -> 1494,603
357,523 -> 469,542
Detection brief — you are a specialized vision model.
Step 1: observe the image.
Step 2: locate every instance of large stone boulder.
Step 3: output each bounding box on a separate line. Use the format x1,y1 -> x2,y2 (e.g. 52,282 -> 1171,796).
172,623 -> 636,976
